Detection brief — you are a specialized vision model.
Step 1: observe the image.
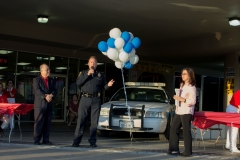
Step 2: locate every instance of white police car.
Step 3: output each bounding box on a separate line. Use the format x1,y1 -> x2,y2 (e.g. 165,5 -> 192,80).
97,82 -> 175,140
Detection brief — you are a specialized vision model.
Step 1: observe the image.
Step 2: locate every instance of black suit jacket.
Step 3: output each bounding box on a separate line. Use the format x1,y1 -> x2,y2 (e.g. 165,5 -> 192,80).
33,75 -> 57,110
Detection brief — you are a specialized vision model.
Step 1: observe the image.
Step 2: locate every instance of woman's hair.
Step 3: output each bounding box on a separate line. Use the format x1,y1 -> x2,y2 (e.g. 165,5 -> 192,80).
7,79 -> 14,85
181,68 -> 196,87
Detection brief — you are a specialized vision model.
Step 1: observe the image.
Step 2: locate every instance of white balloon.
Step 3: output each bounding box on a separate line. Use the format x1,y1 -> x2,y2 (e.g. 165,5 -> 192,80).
130,55 -> 139,65
129,49 -> 136,58
114,38 -> 125,49
109,28 -> 121,39
119,51 -> 129,62
102,52 -> 107,56
107,48 -> 119,61
129,32 -> 134,41
115,61 -> 124,69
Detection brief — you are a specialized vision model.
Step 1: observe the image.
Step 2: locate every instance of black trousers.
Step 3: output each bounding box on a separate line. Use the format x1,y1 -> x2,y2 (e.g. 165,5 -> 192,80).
169,114 -> 192,155
34,107 -> 52,143
73,96 -> 101,145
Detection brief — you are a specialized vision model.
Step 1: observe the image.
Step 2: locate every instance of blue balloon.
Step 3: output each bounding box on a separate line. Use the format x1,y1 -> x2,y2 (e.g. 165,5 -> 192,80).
131,37 -> 141,49
121,31 -> 130,41
107,38 -> 116,48
124,61 -> 133,69
123,42 -> 133,53
98,41 -> 108,52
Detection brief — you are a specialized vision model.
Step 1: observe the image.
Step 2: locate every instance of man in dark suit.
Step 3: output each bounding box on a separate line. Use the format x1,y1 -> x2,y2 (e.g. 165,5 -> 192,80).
33,63 -> 56,145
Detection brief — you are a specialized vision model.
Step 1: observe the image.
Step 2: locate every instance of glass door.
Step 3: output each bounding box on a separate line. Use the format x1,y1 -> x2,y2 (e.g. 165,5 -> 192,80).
51,74 -> 67,122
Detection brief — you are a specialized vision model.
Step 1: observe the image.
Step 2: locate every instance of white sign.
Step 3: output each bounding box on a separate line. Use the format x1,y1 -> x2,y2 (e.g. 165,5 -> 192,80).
226,67 -> 235,78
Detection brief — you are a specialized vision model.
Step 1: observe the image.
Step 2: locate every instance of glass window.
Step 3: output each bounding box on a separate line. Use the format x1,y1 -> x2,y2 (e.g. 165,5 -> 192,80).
49,56 -> 68,75
68,58 -> 79,99
0,49 -> 17,89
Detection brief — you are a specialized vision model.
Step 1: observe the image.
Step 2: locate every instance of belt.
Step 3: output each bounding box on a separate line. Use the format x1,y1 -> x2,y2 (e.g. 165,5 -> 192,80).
82,92 -> 100,98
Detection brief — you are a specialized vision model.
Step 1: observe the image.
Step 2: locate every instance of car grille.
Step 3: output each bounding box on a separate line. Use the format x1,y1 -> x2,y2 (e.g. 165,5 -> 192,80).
112,108 -> 143,116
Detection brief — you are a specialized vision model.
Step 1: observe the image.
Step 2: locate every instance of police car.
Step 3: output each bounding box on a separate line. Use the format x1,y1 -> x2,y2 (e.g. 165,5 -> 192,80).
97,82 -> 175,140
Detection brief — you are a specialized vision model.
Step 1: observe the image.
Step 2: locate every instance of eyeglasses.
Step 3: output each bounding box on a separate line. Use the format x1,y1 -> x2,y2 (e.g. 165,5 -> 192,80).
181,73 -> 187,76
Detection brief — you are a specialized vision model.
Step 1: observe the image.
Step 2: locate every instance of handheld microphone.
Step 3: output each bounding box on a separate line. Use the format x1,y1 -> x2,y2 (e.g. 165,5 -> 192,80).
91,66 -> 94,77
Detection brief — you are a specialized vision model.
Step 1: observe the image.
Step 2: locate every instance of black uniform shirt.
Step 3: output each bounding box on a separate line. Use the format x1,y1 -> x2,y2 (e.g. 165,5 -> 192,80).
76,69 -> 109,94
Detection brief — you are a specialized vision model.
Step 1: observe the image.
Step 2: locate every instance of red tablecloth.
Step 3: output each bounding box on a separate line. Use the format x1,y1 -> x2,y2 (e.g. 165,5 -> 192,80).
0,103 -> 34,116
193,111 -> 240,129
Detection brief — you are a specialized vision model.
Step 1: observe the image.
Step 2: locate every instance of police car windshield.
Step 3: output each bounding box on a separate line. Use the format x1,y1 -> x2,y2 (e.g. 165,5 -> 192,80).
110,88 -> 167,103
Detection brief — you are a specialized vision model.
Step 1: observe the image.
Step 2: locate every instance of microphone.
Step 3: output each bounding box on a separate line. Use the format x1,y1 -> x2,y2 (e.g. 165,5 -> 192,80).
91,66 -> 94,77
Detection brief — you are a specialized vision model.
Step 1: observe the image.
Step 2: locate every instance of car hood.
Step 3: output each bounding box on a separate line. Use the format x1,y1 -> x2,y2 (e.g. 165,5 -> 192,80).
101,101 -> 172,112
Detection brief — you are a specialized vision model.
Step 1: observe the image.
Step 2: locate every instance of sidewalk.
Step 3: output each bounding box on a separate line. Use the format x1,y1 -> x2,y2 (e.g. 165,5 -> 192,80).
0,122 -> 240,159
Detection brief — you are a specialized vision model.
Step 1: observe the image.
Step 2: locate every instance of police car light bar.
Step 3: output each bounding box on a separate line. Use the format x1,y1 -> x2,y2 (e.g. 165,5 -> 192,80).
124,82 -> 165,87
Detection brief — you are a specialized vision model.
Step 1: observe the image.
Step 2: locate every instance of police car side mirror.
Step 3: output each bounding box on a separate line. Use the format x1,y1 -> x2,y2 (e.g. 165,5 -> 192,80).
165,99 -> 171,103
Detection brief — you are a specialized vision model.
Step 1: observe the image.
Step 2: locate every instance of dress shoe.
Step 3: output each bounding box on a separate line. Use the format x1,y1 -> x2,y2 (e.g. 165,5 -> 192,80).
34,142 -> 41,145
42,141 -> 52,145
72,143 -> 79,147
90,144 -> 97,147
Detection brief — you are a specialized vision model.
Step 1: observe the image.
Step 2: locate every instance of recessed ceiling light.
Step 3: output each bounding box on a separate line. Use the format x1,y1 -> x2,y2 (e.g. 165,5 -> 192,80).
0,50 -> 13,54
56,67 -> 67,69
43,57 -> 55,60
0,67 -> 7,70
38,15 -> 48,23
17,62 -> 31,65
85,63 -> 104,65
229,18 -> 240,26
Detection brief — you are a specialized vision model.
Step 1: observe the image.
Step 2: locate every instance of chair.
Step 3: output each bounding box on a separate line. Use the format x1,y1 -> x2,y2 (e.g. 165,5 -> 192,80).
198,126 -> 224,150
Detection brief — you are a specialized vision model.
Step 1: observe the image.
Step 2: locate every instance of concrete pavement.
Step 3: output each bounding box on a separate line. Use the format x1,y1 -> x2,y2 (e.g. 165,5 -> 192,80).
0,122 -> 240,160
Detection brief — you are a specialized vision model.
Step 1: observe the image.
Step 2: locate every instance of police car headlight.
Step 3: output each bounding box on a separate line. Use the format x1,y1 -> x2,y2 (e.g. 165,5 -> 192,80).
145,111 -> 166,118
100,109 -> 109,116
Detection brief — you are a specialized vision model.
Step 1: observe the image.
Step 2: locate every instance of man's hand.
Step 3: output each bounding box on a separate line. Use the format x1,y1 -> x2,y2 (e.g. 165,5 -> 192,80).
108,79 -> 115,87
88,68 -> 94,76
45,94 -> 53,102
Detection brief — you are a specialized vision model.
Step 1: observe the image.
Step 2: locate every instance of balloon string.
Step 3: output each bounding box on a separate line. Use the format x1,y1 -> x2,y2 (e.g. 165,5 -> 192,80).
120,68 -> 133,141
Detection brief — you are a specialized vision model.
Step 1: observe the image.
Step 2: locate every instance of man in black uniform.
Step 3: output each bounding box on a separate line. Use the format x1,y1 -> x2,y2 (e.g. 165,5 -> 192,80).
72,56 -> 115,147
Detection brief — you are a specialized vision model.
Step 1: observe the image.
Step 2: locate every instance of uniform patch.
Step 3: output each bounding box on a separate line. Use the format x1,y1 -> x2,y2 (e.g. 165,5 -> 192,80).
98,73 -> 101,77
78,72 -> 82,77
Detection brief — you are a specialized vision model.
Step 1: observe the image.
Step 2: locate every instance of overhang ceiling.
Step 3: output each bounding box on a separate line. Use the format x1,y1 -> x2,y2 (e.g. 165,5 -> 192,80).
1,0 -> 240,72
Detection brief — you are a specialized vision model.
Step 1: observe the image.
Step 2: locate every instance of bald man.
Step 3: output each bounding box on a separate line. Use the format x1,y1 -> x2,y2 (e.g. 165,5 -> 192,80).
33,63 -> 56,145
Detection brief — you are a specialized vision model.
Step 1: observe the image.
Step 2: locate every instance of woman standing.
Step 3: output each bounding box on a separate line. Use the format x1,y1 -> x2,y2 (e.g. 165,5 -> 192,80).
168,68 -> 196,157
3,79 -> 16,103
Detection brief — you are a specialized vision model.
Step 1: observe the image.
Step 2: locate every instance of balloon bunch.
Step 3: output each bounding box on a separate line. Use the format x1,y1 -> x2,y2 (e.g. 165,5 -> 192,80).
98,28 -> 141,69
